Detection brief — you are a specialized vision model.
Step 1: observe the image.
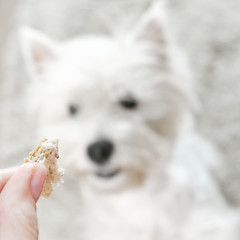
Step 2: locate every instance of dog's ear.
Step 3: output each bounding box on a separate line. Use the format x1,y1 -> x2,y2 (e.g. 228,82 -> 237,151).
20,26 -> 59,77
133,1 -> 168,45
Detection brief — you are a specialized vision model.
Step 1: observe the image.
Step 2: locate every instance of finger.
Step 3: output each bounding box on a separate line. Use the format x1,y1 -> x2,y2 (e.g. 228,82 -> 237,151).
0,166 -> 19,192
0,163 -> 47,240
1,163 -> 47,203
30,164 -> 47,202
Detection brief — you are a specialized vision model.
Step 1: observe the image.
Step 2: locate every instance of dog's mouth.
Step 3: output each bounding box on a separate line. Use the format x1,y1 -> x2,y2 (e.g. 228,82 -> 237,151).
95,169 -> 121,178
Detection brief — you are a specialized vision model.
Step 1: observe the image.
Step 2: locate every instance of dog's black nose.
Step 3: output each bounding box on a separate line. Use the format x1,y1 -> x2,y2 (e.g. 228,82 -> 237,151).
87,140 -> 114,165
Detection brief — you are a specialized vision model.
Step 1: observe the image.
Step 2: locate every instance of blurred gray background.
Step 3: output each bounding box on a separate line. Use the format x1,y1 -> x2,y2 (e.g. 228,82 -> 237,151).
0,0 -> 240,239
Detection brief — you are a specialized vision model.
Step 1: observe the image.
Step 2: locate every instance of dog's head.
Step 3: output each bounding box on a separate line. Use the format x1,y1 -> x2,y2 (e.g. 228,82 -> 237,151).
21,4 -> 194,192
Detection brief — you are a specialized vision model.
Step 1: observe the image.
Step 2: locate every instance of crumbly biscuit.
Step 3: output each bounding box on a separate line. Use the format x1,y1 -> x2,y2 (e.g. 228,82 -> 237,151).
24,138 -> 64,198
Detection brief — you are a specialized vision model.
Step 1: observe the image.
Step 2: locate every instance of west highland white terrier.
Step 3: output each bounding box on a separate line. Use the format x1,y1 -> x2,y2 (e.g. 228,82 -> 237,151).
20,2 -> 239,239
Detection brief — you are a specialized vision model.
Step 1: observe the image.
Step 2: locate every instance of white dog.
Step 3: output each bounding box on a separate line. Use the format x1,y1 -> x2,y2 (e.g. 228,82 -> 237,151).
21,2 -> 239,239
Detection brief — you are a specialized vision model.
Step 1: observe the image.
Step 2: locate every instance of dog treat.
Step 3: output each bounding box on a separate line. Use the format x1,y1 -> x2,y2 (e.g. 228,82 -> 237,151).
24,138 -> 64,198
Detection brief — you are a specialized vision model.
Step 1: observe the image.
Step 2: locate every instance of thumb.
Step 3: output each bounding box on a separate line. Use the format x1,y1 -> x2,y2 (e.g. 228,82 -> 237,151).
0,164 -> 47,240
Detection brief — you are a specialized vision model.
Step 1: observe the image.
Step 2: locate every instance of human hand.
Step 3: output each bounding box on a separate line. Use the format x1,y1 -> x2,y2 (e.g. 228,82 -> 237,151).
0,164 -> 47,240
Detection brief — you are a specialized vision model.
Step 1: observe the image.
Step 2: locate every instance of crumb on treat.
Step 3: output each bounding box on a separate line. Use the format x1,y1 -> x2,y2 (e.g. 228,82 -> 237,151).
24,138 -> 64,198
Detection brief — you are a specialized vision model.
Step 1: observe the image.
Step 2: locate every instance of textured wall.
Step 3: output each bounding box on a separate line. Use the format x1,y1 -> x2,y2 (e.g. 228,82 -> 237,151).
0,0 -> 18,82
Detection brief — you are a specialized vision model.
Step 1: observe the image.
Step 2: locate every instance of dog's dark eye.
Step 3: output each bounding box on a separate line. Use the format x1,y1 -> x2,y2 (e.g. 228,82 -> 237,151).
68,104 -> 79,116
120,97 -> 138,110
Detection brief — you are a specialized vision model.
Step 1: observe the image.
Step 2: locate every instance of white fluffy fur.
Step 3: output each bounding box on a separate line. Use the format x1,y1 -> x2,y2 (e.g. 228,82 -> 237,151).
21,2 -> 239,239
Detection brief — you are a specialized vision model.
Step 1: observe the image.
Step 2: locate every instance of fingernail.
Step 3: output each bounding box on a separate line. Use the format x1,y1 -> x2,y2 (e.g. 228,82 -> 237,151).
30,166 -> 47,202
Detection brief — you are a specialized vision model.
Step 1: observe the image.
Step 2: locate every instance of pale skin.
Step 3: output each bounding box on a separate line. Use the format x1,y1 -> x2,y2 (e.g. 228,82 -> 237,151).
0,163 -> 47,240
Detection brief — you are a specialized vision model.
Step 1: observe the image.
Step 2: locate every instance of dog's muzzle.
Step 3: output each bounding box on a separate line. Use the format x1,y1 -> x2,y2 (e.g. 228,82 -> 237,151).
95,169 -> 121,178
87,139 -> 114,165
